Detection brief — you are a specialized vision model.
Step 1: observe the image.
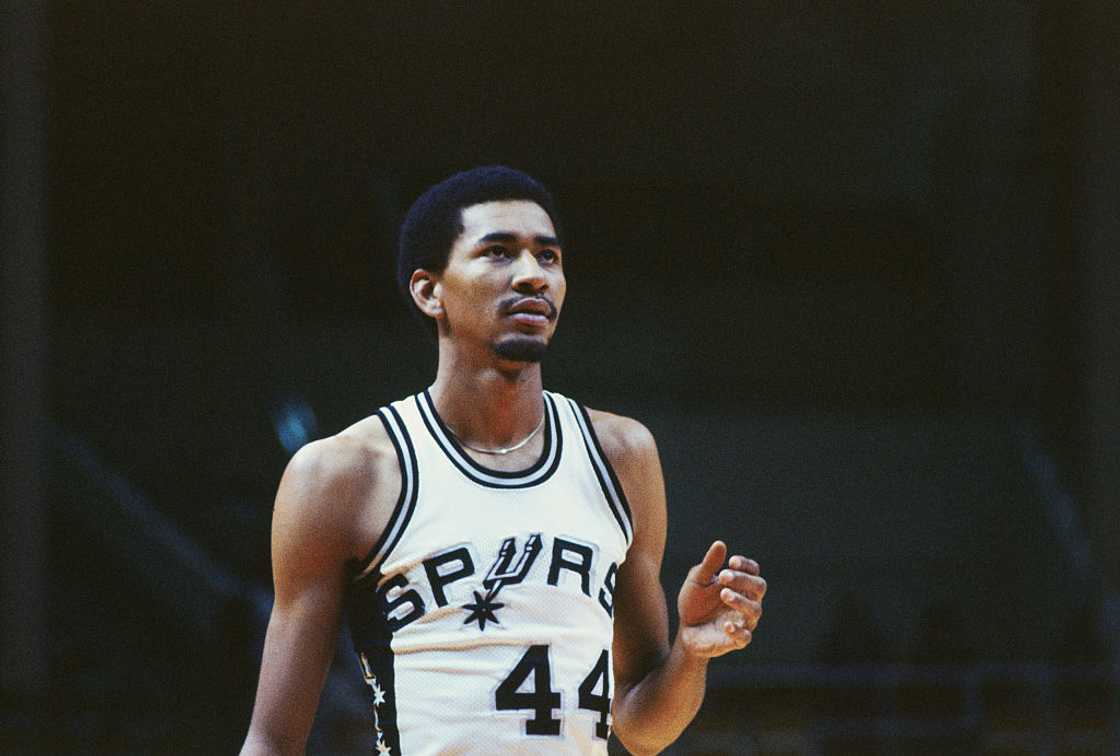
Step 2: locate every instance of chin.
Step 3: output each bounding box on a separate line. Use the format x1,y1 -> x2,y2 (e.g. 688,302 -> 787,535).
492,336 -> 548,363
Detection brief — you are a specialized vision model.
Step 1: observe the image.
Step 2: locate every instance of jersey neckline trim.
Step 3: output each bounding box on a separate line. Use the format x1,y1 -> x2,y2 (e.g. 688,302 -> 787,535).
415,390 -> 563,489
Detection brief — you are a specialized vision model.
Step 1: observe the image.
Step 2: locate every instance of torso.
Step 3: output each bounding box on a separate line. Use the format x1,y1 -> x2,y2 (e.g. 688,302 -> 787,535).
343,390 -> 634,755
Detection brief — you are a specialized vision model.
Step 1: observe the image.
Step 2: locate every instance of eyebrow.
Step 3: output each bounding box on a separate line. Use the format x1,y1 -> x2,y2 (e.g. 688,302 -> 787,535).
476,231 -> 561,247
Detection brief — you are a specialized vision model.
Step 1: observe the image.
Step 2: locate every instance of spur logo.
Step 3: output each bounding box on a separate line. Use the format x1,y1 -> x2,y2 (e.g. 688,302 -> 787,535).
462,534 -> 543,630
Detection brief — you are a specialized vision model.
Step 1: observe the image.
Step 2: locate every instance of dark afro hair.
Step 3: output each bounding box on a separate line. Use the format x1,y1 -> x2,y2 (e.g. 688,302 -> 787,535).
397,165 -> 562,332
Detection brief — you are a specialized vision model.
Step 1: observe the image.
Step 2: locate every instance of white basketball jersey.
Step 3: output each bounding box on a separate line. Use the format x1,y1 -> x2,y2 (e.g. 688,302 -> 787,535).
346,390 -> 634,755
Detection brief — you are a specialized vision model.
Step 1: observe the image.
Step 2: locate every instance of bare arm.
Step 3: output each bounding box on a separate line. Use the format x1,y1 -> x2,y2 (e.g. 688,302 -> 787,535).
594,413 -> 766,755
241,432 -> 393,755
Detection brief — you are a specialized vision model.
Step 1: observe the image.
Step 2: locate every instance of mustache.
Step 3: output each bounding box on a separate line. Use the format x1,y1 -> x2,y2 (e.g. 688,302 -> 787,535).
498,295 -> 558,319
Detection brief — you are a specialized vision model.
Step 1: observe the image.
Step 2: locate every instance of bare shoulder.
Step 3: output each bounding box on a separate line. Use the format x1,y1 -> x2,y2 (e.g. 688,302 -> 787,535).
584,407 -> 659,473
584,407 -> 667,556
274,413 -> 401,566
282,415 -> 395,505
584,408 -> 664,526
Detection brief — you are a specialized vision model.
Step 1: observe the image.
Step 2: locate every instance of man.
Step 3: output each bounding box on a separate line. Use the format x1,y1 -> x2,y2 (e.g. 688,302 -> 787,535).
241,166 -> 766,755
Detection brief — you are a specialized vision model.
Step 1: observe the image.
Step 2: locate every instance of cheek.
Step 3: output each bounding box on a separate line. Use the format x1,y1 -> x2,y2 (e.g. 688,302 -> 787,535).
553,275 -> 567,308
446,281 -> 498,323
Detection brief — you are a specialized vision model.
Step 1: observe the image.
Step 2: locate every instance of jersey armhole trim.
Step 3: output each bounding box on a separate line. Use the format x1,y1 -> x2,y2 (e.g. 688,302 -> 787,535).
351,405 -> 419,581
566,398 -> 635,545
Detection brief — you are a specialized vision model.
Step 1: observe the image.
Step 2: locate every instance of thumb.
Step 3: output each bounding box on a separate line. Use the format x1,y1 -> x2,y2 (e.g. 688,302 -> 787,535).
691,540 -> 727,585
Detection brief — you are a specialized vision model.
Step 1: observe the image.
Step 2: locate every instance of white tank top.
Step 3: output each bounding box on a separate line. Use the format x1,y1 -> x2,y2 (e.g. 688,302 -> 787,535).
345,390 -> 634,755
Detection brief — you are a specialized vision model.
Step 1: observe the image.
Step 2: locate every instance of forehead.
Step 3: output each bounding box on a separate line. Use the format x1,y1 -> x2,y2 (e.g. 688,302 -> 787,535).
456,200 -> 557,244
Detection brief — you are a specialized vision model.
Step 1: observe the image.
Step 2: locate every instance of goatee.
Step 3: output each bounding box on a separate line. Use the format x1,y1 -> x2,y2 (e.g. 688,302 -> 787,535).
493,337 -> 548,363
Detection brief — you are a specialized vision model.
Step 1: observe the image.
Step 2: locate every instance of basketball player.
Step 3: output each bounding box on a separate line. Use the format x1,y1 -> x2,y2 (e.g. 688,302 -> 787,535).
241,167 -> 766,755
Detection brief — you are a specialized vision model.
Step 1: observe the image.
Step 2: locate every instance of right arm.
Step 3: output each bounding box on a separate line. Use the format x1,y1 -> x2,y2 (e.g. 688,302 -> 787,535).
241,432 -> 392,755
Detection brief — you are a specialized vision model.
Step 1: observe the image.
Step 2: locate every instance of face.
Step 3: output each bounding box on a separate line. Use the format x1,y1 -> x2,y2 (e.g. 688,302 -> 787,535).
426,200 -> 566,363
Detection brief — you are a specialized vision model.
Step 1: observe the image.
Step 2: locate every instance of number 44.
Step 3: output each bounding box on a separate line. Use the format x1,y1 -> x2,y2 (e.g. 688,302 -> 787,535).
495,645 -> 611,739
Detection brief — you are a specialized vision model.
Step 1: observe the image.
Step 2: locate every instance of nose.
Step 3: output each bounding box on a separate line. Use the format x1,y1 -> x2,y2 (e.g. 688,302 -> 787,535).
510,249 -> 547,293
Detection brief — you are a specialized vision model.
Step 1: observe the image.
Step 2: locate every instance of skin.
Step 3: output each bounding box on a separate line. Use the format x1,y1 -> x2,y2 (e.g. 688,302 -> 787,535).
241,200 -> 766,755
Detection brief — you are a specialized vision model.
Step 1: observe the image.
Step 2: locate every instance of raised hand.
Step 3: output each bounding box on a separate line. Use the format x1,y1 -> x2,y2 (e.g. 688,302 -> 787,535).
676,541 -> 766,658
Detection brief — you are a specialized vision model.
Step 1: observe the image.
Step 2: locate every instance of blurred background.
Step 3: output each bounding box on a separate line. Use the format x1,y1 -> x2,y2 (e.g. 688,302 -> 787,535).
3,2 -> 1118,754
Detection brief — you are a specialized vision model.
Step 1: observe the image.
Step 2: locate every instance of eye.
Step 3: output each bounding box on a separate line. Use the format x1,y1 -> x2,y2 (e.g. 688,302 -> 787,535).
483,245 -> 512,259
538,248 -> 560,264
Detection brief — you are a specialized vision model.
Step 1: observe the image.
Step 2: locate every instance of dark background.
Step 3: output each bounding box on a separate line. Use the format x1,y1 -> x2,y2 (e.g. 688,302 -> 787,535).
3,2 -> 1118,753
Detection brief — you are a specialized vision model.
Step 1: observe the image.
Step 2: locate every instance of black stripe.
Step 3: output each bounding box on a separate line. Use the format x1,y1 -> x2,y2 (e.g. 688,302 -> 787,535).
379,406 -> 420,565
350,406 -> 419,578
421,389 -> 552,478
415,391 -> 562,489
573,400 -> 634,543
572,408 -> 629,540
347,574 -> 401,754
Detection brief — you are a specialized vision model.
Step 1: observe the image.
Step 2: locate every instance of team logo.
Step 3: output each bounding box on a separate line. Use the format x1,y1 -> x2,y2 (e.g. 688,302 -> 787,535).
461,533 -> 542,631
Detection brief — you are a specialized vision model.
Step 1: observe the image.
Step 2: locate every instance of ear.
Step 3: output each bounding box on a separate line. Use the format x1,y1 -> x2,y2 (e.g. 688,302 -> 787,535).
409,269 -> 444,320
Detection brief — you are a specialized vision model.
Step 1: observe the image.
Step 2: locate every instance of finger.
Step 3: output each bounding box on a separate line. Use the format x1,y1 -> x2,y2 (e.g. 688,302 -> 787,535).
728,555 -> 760,575
717,570 -> 767,601
690,540 -> 727,585
722,621 -> 753,649
720,589 -> 763,629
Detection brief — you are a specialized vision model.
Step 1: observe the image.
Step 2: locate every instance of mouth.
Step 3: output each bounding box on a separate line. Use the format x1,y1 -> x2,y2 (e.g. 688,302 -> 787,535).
503,297 -> 556,326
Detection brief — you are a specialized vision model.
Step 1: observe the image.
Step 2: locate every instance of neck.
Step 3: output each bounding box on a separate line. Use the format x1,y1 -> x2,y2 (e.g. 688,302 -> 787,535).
428,341 -> 545,450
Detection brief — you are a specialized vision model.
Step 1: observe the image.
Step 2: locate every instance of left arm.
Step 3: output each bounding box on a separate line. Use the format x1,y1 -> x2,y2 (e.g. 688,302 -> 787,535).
591,411 -> 766,755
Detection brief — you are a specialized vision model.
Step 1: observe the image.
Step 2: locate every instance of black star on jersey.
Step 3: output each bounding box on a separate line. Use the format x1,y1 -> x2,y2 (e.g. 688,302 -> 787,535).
460,533 -> 543,632
462,588 -> 504,631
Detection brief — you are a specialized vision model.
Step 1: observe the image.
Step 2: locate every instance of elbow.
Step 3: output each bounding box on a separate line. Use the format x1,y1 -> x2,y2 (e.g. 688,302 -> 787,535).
614,731 -> 675,756
240,728 -> 300,756
612,719 -> 683,756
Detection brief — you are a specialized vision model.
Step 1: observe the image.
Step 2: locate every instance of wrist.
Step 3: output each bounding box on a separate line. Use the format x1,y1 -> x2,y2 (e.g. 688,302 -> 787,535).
672,628 -> 714,667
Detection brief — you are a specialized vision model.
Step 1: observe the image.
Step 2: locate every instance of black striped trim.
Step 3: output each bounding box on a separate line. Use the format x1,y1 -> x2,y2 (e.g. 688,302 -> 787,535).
567,398 -> 634,545
415,390 -> 562,489
353,405 -> 420,580
359,646 -> 401,755
348,578 -> 401,755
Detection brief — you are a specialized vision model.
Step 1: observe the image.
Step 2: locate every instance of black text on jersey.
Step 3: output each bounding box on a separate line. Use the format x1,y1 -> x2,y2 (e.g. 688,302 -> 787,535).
379,532 -> 619,633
